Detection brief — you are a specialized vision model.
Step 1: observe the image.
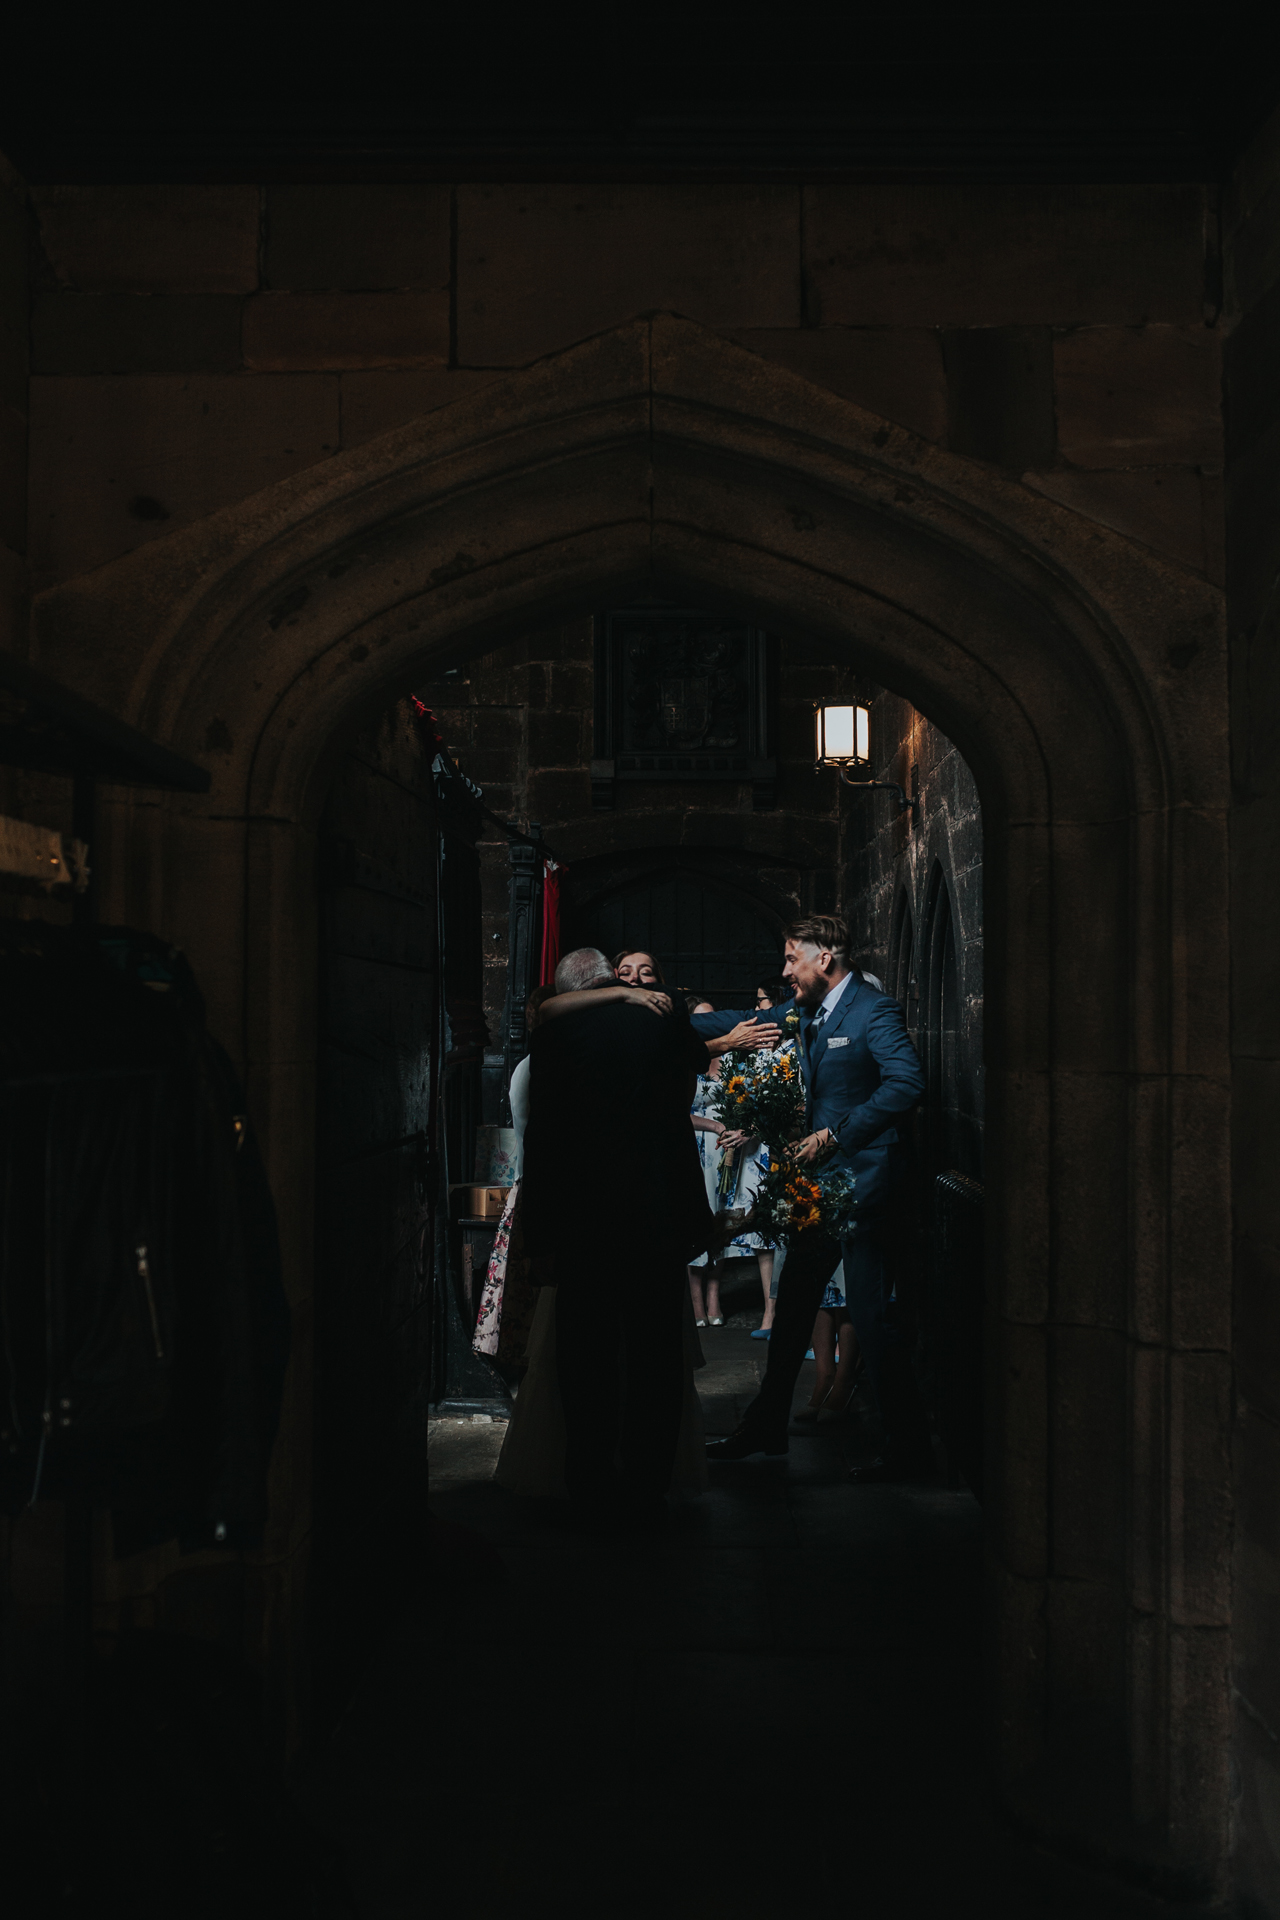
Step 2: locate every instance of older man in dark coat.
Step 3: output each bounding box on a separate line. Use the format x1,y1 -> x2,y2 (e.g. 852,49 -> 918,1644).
520,947 -> 715,1519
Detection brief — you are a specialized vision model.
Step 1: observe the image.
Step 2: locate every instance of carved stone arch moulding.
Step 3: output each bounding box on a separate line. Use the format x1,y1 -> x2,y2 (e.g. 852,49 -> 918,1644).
889,884 -> 917,1014
31,314 -> 1230,1895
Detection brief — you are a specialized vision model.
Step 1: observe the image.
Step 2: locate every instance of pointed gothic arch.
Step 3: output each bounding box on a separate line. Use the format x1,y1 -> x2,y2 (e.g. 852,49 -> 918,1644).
889,884 -> 917,1029
920,860 -> 962,1176
29,314 -> 1229,1894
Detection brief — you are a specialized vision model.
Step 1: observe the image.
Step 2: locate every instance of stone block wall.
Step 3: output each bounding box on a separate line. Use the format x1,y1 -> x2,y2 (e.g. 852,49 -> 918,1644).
22,180 -> 1222,592
0,153 -> 26,651
842,695 -> 984,1183
1224,101 -> 1280,1917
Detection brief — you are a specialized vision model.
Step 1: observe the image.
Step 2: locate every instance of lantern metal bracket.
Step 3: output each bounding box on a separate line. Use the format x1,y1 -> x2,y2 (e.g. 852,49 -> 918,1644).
833,766 -> 917,819
811,700 -> 917,819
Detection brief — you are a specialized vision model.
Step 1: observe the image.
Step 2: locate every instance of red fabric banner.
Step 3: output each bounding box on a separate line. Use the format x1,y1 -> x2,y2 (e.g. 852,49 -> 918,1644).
539,859 -> 563,986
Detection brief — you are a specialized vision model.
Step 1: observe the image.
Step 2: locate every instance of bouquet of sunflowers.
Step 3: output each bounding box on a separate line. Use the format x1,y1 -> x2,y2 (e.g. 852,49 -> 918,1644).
750,1160 -> 858,1249
705,1032 -> 857,1243
707,1045 -> 805,1152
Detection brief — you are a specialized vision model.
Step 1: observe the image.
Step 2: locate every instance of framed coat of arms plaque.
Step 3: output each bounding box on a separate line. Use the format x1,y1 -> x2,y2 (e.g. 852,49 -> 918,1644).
591,606 -> 777,810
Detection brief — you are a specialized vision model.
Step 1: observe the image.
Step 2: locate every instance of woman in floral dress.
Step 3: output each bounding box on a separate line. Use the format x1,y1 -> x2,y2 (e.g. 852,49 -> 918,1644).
686,997 -> 775,1327
472,984 -> 556,1366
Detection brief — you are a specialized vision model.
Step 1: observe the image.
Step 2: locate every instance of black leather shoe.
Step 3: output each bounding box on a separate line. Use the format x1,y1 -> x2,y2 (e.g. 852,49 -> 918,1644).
847,1453 -> 933,1486
706,1427 -> 788,1461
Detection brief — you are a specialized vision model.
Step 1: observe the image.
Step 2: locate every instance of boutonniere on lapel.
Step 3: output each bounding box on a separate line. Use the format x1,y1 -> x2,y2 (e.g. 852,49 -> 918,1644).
783,1007 -> 801,1043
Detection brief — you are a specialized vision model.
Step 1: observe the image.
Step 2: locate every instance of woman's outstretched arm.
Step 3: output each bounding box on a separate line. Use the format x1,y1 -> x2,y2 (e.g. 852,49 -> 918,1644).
705,1017 -> 782,1056
538,991 -> 781,1054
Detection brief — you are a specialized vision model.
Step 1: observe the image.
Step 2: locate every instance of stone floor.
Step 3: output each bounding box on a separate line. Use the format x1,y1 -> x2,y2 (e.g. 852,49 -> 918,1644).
302,1321 -> 1180,1919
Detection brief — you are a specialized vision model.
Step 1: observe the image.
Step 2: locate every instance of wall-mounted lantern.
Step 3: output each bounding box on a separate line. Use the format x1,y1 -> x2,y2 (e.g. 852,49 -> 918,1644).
813,700 -> 916,818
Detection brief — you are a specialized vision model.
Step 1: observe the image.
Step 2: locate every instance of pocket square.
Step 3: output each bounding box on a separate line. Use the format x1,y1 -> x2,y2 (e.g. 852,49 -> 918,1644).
827,1035 -> 849,1047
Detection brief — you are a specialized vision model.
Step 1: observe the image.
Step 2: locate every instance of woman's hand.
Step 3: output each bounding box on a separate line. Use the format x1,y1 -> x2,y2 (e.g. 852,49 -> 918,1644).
708,1018 -> 781,1056
718,1128 -> 752,1152
623,986 -> 672,1015
706,1209 -> 743,1251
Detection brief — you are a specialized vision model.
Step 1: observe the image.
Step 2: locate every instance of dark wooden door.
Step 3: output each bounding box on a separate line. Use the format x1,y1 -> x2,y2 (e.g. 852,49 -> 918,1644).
581,871 -> 780,1005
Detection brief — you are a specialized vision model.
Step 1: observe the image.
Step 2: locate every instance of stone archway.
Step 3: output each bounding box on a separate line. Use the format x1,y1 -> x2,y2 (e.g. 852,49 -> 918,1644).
32,315 -> 1229,1896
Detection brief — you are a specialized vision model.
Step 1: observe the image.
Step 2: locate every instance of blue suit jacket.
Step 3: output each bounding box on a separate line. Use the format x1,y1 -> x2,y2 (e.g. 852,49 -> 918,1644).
692,981 -> 924,1216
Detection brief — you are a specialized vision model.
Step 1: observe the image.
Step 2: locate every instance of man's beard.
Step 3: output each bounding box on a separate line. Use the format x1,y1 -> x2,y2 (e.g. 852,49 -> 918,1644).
792,976 -> 822,1008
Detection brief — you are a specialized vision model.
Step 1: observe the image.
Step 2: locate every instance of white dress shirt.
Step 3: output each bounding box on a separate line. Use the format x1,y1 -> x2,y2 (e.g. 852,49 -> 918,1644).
807,969 -> 855,1137
812,968 -> 854,1025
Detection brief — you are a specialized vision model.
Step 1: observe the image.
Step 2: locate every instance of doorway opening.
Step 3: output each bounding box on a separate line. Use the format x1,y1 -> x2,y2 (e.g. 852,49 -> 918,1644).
307,603 -> 985,1700
300,604 -> 1005,1909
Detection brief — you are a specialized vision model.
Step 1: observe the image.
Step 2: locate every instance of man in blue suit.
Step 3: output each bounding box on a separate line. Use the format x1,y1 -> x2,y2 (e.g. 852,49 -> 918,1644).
694,915 -> 932,1482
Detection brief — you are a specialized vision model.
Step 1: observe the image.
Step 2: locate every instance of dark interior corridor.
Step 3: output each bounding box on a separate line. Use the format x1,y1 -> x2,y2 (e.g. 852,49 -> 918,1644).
299,636 -> 999,1915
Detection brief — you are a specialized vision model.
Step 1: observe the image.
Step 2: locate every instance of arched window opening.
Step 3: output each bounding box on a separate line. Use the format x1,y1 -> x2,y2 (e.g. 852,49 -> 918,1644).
889,887 -> 917,1038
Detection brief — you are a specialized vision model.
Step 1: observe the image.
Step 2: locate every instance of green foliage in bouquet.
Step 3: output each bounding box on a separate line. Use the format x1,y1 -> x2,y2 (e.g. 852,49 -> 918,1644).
751,1161 -> 858,1248
707,1046 -> 805,1152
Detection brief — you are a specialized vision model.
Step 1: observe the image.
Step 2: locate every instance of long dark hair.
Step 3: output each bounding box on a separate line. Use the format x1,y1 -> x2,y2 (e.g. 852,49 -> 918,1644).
611,948 -> 666,985
526,983 -> 558,1030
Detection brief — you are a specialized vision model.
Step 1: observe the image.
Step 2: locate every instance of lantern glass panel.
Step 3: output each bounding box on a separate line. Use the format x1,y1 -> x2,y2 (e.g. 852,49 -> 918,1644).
856,704 -> 870,763
823,705 -> 856,760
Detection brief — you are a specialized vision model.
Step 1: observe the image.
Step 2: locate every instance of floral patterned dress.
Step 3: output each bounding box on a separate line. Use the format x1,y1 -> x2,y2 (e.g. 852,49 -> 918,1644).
689,1071 -> 771,1266
472,1055 -> 534,1365
472,1184 -> 517,1356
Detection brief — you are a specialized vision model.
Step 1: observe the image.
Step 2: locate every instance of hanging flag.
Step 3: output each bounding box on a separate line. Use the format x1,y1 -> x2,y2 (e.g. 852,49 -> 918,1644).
539,859 -> 563,986
409,695 -> 445,756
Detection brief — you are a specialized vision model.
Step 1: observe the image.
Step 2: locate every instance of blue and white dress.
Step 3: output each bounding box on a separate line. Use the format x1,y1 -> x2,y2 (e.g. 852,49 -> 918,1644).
820,1265 -> 847,1309
689,1072 -> 771,1266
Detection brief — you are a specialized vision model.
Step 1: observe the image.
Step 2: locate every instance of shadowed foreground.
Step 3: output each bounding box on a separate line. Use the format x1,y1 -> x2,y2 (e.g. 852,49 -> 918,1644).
303,1324 -> 1181,1919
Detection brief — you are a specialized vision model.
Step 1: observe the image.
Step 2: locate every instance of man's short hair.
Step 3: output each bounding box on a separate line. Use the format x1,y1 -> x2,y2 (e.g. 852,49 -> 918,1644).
784,914 -> 850,960
554,946 -> 616,992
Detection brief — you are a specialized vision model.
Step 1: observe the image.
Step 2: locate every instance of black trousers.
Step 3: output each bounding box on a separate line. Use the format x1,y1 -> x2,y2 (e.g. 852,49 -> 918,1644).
744,1205 -> 928,1463
554,1251 -> 688,1503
